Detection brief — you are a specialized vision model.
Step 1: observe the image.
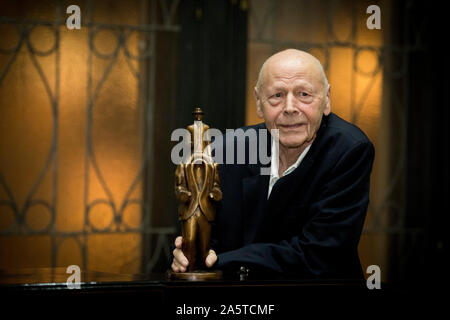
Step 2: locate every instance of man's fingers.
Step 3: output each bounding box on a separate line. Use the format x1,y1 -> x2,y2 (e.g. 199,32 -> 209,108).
175,236 -> 182,249
205,249 -> 217,268
171,248 -> 188,273
172,258 -> 187,272
171,262 -> 179,272
171,260 -> 186,273
173,248 -> 189,267
173,237 -> 216,271
173,248 -> 189,266
171,236 -> 189,273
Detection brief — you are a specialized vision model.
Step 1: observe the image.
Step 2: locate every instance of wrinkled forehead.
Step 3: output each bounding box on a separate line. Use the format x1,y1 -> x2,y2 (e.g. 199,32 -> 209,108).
262,56 -> 325,90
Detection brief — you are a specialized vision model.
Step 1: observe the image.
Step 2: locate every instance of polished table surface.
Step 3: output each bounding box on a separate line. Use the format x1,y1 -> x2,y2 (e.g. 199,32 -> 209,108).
0,267 -> 163,286
0,267 -> 436,318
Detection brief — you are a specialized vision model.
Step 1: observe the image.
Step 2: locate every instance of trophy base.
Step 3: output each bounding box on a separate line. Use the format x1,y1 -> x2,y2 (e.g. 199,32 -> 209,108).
166,269 -> 223,281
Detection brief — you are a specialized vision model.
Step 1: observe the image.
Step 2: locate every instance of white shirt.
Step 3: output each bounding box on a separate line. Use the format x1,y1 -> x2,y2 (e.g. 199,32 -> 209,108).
267,139 -> 311,199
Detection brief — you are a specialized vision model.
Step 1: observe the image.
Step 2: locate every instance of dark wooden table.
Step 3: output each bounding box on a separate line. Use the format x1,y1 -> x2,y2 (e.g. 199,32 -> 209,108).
0,267 -> 434,319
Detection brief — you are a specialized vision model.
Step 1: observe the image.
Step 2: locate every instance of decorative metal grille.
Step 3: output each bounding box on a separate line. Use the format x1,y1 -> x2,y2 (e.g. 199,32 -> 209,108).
0,0 -> 181,274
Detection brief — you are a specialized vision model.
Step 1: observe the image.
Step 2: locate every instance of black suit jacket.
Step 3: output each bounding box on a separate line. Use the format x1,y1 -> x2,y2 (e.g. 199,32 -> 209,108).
211,113 -> 375,280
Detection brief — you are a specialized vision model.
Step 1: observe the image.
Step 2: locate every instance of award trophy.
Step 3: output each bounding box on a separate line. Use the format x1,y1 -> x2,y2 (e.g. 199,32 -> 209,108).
167,108 -> 223,280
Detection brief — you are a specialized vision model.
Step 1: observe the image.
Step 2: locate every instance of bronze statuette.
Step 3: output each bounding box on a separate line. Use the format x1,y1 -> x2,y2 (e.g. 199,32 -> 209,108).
167,108 -> 223,281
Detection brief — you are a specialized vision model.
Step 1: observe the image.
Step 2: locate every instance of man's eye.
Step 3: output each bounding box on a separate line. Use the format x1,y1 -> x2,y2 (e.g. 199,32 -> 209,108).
274,93 -> 282,98
300,92 -> 309,97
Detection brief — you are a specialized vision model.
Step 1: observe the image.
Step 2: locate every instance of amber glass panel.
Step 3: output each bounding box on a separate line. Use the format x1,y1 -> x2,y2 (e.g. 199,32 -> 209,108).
0,0 -> 148,274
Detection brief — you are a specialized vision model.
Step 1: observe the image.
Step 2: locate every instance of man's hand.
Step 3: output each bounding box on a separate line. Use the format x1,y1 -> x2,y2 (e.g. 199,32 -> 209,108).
171,236 -> 217,272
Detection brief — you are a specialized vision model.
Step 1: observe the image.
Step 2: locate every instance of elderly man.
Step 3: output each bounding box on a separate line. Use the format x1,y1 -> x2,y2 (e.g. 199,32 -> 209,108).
171,49 -> 374,279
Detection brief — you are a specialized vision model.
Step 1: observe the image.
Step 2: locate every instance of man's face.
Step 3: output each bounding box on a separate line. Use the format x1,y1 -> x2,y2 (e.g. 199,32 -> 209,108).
255,58 -> 330,149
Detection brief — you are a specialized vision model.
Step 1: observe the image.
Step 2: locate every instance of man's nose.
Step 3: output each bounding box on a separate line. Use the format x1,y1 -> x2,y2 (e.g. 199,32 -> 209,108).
284,93 -> 298,115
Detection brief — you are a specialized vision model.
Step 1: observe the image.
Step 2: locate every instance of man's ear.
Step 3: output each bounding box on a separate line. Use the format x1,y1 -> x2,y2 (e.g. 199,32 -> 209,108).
323,85 -> 331,116
254,87 -> 264,118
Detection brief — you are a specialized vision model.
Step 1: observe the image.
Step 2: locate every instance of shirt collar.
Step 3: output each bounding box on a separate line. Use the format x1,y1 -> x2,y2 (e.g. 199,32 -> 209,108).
270,138 -> 312,180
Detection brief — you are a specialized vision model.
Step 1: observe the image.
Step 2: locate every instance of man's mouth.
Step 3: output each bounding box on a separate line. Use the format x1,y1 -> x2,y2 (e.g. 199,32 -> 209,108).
278,123 -> 304,129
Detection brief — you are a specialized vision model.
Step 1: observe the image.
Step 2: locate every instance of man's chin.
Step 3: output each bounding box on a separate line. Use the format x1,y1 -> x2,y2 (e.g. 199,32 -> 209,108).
279,138 -> 307,149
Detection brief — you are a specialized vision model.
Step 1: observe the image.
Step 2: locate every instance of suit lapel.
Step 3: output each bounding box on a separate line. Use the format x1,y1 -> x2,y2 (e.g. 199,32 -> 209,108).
265,114 -> 328,218
251,115 -> 329,239
266,157 -> 314,215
